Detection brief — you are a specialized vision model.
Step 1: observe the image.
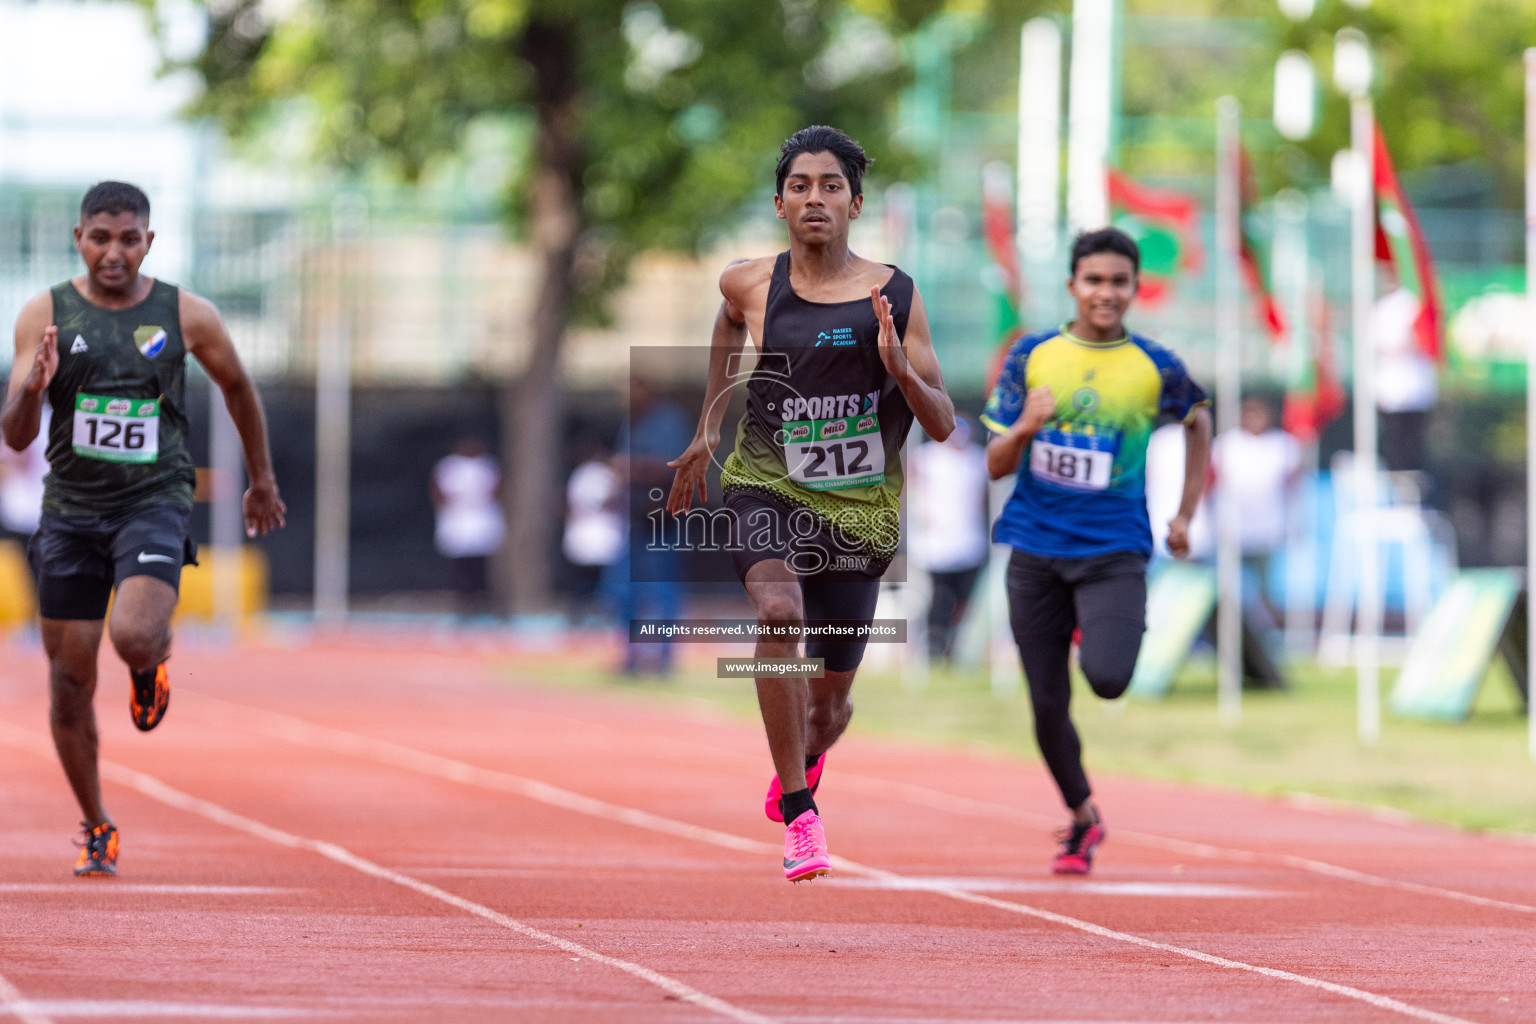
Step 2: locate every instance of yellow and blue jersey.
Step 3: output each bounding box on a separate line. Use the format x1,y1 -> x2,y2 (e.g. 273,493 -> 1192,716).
980,325 -> 1207,560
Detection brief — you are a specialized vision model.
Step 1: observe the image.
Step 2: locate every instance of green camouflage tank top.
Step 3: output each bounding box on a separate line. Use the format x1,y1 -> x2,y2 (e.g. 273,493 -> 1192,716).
43,279 -> 195,516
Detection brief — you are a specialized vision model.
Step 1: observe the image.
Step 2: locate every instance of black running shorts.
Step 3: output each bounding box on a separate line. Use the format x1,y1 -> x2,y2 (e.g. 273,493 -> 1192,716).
28,503 -> 198,621
722,489 -> 884,673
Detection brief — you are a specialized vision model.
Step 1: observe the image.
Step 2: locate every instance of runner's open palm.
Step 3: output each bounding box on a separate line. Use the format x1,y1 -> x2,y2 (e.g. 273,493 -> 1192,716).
25,327 -> 58,395
871,288 -> 908,378
666,436 -> 714,513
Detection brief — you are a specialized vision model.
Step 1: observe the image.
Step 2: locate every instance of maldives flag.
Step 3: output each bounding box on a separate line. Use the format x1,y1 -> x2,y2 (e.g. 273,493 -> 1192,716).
1282,284 -> 1346,443
1106,168 -> 1204,305
1373,126 -> 1443,361
1239,148 -> 1287,345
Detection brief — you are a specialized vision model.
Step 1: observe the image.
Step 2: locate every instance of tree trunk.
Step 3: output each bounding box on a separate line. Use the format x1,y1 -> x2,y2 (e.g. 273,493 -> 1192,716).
501,17 -> 581,615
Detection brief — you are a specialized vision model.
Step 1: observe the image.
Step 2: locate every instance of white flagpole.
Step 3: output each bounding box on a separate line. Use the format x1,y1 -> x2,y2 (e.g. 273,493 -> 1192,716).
1525,48 -> 1535,759
1351,95 -> 1380,745
1214,96 -> 1243,726
1066,0 -> 1113,231
1018,17 -> 1063,288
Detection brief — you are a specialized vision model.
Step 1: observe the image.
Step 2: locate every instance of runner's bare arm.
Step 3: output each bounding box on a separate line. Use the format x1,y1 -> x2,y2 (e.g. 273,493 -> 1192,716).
665,259 -> 768,514
871,285 -> 955,442
1167,405 -> 1213,559
986,387 -> 1055,480
2,291 -> 57,451
180,291 -> 287,536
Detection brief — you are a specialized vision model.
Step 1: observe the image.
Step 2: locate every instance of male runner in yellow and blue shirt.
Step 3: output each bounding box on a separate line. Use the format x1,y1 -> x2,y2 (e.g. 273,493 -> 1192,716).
982,227 -> 1211,875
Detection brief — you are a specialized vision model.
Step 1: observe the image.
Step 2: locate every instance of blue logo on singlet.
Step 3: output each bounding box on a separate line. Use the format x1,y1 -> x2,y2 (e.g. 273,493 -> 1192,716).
815,327 -> 856,347
816,332 -> 830,346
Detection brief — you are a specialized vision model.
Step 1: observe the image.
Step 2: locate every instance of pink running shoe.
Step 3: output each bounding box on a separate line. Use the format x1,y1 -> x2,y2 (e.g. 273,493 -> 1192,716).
783,810 -> 831,882
765,753 -> 826,822
1051,816 -> 1106,875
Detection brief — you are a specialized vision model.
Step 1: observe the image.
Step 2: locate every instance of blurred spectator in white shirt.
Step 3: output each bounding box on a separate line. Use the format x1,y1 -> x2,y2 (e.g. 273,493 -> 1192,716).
563,439 -> 622,626
909,418 -> 989,662
431,438 -> 505,619
1374,287 -> 1437,475
0,403 -> 48,542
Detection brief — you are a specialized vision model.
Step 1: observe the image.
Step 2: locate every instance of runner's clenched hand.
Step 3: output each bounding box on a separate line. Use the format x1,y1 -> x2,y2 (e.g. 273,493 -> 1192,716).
1017,386 -> 1056,436
666,434 -> 716,513
24,327 -> 58,396
1166,513 -> 1192,559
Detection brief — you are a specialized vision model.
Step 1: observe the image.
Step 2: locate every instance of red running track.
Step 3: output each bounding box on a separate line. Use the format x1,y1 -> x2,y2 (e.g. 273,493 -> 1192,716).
0,639 -> 1533,1023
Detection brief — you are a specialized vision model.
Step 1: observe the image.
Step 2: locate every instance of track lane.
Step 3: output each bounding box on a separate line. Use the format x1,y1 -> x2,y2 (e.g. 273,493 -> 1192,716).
1,641 -> 1532,1023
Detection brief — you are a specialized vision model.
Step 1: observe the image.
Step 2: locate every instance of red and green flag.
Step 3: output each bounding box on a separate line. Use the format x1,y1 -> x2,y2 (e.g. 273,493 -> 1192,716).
1373,126 -> 1443,362
1282,284 -> 1346,443
1239,147 -> 1287,345
1106,168 -> 1203,305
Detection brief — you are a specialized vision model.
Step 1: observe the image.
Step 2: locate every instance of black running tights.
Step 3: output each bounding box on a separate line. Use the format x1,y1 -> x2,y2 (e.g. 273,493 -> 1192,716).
1006,548 -> 1147,810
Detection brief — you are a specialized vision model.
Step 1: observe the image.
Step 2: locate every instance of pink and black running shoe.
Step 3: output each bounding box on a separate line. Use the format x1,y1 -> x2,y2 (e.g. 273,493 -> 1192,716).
1051,815 -> 1106,875
782,810 -> 831,882
765,752 -> 826,822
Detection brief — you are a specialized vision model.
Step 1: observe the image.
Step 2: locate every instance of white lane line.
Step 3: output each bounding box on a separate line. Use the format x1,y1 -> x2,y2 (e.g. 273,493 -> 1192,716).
827,769 -> 1536,916
182,702 -> 1482,1024
825,878 -> 1282,898
0,722 -> 774,1024
0,971 -> 54,1024
0,885 -> 295,895
194,693 -> 1536,917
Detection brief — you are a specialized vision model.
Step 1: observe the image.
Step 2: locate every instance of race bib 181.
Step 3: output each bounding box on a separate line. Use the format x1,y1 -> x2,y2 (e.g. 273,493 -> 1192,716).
780,414 -> 884,491
1029,426 -> 1117,491
73,393 -> 159,464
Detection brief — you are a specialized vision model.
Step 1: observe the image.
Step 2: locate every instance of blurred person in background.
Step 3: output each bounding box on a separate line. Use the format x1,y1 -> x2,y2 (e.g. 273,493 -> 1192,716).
908,417 -> 989,663
983,228 -> 1209,877
3,181 -> 285,876
612,377 -> 690,676
1210,395 -> 1299,690
431,438 -> 505,620
0,403 -> 49,543
1374,287 -> 1437,479
562,437 -> 622,626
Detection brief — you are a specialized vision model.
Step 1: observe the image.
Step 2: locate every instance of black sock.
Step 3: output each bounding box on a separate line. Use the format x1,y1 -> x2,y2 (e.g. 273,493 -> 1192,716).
804,753 -> 820,771
780,787 -> 818,825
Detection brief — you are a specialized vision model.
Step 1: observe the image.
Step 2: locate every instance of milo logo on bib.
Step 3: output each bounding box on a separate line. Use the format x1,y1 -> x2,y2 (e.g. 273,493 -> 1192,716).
820,419 -> 848,440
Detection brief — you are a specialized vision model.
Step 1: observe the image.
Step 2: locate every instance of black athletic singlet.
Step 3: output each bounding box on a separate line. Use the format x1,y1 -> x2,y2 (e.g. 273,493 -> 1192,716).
43,279 -> 196,517
720,251 -> 914,562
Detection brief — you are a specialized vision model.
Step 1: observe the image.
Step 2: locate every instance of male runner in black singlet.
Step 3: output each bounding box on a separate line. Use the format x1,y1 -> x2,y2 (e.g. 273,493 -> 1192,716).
2,182 -> 286,875
668,127 -> 954,882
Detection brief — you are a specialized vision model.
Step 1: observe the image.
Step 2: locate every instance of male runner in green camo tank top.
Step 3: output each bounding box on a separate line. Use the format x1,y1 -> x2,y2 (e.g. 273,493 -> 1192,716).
667,127 -> 955,882
2,182 -> 286,876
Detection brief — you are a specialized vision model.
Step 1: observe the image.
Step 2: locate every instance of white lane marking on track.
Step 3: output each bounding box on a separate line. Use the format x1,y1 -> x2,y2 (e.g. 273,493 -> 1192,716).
827,769 -> 1536,915
1,1002 -> 320,1018
0,723 -> 776,1024
181,702 -> 1484,1024
0,971 -> 54,1024
192,692 -> 1536,917
825,878 -> 1282,898
0,885 -> 297,895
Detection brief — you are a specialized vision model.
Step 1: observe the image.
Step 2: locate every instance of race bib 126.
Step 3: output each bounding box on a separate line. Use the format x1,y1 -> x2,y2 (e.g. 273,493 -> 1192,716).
781,414 -> 884,491
73,393 -> 159,464
1029,426 -> 1117,491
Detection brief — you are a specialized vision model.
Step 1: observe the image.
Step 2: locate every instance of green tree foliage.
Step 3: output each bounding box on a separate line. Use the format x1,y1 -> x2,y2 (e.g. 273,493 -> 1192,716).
166,0 -> 944,608
1277,0 -> 1536,204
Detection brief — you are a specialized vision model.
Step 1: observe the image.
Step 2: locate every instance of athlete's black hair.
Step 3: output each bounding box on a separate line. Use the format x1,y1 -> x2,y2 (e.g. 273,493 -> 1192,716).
775,126 -> 870,199
1069,227 -> 1139,276
80,181 -> 151,222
